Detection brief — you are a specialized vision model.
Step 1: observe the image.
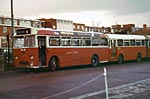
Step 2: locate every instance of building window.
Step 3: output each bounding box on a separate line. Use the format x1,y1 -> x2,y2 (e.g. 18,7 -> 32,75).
82,26 -> 84,30
3,27 -> 7,33
77,25 -> 80,29
4,19 -> 11,25
73,25 -> 75,29
0,18 -> 2,24
14,19 -> 18,26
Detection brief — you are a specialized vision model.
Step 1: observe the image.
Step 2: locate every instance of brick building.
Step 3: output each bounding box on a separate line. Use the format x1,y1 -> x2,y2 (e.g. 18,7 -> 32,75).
0,16 -> 43,48
123,24 -> 135,33
111,24 -> 135,34
73,23 -> 85,31
131,24 -> 150,35
39,18 -> 73,31
85,26 -> 110,33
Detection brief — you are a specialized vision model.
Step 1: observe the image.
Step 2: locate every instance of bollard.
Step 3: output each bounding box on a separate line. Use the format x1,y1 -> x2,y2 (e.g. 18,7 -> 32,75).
103,67 -> 109,99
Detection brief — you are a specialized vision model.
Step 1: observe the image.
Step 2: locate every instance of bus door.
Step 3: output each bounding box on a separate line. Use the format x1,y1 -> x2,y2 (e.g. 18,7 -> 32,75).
38,36 -> 46,66
110,40 -> 117,60
146,39 -> 150,57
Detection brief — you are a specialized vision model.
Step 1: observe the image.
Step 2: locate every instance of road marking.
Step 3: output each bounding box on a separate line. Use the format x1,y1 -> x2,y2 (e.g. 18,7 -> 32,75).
70,79 -> 150,99
41,74 -> 103,99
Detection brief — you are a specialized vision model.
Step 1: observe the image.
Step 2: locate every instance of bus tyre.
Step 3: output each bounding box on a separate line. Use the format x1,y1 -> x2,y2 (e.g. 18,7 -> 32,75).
137,53 -> 142,62
49,57 -> 58,71
118,55 -> 123,64
91,55 -> 99,67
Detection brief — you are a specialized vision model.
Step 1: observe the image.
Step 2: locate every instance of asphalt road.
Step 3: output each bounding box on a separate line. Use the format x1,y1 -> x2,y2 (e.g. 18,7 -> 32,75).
0,61 -> 150,99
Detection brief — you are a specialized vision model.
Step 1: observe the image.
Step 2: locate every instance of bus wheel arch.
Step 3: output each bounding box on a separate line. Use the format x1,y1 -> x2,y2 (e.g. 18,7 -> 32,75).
118,54 -> 124,64
91,54 -> 99,67
137,53 -> 142,62
49,56 -> 59,71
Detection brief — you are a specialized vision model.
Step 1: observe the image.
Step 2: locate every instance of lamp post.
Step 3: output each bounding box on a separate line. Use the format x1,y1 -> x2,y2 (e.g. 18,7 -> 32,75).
10,0 -> 14,65
11,0 -> 14,49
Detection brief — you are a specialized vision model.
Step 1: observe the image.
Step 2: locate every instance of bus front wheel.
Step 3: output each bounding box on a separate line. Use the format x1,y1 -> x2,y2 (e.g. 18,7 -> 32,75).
49,57 -> 59,71
91,55 -> 99,67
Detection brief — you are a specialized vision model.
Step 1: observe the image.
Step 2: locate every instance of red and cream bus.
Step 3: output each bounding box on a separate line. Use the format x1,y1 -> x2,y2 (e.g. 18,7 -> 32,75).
104,34 -> 147,63
13,28 -> 147,71
144,35 -> 150,57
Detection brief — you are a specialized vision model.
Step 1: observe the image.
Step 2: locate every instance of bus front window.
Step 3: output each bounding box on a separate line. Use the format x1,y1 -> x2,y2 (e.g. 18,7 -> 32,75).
14,36 -> 35,48
24,36 -> 35,47
14,37 -> 24,48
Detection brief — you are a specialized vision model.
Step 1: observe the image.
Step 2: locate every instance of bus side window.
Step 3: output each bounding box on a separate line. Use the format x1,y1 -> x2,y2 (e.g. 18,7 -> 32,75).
142,40 -> 145,46
130,40 -> 135,46
98,38 -> 108,46
61,37 -> 71,46
49,37 -> 60,46
117,39 -> 123,46
82,38 -> 91,46
72,38 -> 82,46
136,40 -> 142,46
124,42 -> 129,46
92,38 -> 99,46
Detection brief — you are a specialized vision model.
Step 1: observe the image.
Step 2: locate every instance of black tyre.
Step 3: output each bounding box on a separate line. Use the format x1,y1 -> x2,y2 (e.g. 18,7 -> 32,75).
91,55 -> 99,67
137,53 -> 142,62
49,57 -> 59,71
118,55 -> 123,64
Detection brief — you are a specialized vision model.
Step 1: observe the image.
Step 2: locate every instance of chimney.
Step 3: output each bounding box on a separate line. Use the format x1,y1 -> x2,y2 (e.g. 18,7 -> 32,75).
143,24 -> 147,29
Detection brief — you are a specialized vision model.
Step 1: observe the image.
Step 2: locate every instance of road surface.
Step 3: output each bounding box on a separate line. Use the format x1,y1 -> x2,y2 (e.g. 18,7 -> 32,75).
0,61 -> 150,99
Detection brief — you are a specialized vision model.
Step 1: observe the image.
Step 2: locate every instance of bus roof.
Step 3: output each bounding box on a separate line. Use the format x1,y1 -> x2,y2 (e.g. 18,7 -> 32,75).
105,34 -> 145,40
144,35 -> 150,39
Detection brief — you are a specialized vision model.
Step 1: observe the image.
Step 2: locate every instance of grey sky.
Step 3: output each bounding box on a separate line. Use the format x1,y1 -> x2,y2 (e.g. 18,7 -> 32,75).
1,0 -> 150,26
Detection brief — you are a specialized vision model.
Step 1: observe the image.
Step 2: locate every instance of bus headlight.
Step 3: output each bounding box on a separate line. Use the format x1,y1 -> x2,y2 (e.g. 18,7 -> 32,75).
30,55 -> 34,59
30,62 -> 34,66
15,56 -> 18,60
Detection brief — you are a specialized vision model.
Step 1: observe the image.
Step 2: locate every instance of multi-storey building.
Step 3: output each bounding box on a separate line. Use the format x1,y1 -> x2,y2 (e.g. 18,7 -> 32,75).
85,26 -> 111,33
112,24 -> 135,34
0,16 -> 43,48
73,23 -> 85,31
39,18 -> 73,31
111,24 -> 122,33
131,24 -> 150,35
123,24 -> 135,34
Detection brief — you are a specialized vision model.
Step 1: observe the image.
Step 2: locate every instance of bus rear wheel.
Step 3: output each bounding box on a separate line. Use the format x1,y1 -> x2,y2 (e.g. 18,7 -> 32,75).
91,55 -> 99,67
118,55 -> 124,64
137,53 -> 142,62
49,57 -> 59,71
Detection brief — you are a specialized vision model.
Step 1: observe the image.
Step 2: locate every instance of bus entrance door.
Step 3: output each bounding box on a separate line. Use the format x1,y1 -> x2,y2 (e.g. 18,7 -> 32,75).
38,36 -> 46,66
110,40 -> 117,61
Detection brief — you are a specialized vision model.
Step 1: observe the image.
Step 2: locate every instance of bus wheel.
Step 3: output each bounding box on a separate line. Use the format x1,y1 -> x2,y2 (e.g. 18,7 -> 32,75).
137,53 -> 142,62
118,55 -> 123,64
49,57 -> 58,71
91,55 -> 99,67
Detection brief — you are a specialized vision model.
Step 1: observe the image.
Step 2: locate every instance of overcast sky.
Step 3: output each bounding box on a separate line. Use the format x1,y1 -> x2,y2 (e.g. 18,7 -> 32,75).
1,0 -> 150,27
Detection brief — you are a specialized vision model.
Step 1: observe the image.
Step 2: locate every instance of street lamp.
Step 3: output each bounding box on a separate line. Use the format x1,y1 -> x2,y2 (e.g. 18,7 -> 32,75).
10,0 -> 14,64
11,0 -> 14,48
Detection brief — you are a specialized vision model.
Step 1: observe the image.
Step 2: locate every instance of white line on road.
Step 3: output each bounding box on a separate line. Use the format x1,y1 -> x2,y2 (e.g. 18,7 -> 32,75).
41,74 -> 103,99
70,79 -> 150,99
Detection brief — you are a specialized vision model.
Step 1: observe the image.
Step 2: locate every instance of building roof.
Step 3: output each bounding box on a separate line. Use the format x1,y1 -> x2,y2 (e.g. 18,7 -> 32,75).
131,28 -> 150,35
